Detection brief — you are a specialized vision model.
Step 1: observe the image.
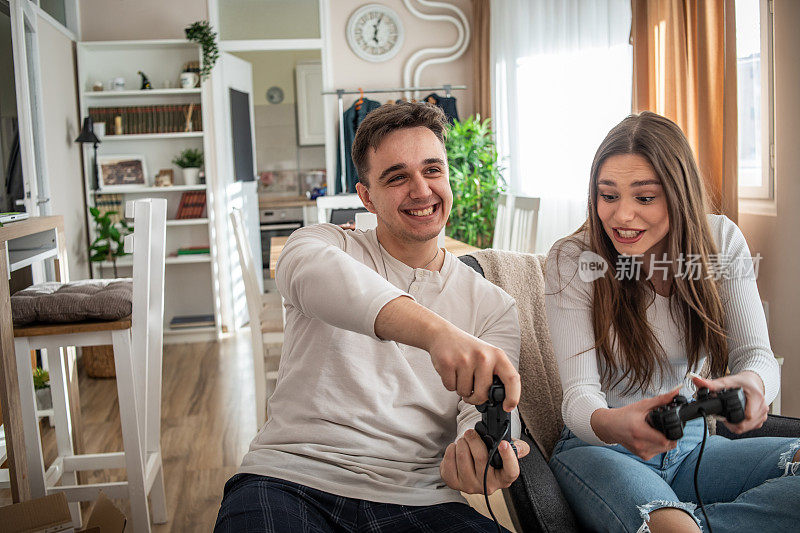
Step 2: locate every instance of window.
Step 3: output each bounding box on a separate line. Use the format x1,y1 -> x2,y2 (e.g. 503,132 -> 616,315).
490,0 -> 632,253
736,0 -> 774,200
515,44 -> 632,200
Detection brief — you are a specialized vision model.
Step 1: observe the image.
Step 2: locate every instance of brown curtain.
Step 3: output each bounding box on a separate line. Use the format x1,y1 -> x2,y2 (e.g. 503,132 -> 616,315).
631,0 -> 738,222
472,0 -> 492,120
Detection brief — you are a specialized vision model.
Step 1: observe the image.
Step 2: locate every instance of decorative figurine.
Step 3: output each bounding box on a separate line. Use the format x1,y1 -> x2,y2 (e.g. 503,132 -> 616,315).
138,71 -> 153,90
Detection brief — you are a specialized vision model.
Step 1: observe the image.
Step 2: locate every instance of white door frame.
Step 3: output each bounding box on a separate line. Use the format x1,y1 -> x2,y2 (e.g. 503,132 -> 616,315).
204,0 -> 332,329
9,0 -> 50,217
208,52 -> 256,332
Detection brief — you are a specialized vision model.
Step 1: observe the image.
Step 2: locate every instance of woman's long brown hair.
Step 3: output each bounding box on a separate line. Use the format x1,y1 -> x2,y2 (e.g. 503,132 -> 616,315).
569,112 -> 728,394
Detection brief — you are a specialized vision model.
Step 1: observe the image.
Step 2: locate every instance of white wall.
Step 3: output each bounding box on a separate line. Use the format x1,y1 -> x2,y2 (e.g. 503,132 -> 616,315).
38,15 -> 89,279
327,0 -> 475,116
231,50 -> 325,173
218,0 -> 319,40
232,50 -> 320,106
738,0 -> 800,417
79,0 -> 207,41
324,0 -> 475,190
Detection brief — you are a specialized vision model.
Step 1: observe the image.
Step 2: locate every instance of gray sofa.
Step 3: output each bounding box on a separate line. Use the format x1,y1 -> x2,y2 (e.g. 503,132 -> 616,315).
459,254 -> 800,533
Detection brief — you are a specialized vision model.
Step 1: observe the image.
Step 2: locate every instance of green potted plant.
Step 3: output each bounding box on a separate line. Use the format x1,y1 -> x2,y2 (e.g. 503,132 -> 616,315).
185,21 -> 219,80
33,367 -> 51,411
88,207 -> 131,278
173,148 -> 204,185
445,116 -> 505,248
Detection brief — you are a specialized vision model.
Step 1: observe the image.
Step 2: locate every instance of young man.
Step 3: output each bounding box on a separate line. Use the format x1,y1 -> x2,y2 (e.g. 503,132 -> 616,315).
215,102 -> 529,532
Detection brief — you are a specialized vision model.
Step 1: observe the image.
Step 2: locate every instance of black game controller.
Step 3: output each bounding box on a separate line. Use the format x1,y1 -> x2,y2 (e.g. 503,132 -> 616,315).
647,387 -> 746,440
475,376 -> 515,469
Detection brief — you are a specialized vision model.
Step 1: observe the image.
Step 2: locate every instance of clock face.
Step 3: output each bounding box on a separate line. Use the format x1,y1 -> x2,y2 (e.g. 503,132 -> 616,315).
346,5 -> 404,62
266,86 -> 284,104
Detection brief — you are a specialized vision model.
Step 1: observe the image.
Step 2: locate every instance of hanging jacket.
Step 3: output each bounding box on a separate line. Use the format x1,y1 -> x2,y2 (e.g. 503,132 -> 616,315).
425,93 -> 459,124
336,98 -> 382,193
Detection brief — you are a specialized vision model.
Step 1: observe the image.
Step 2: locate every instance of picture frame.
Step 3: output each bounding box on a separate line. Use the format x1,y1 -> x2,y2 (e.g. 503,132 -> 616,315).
155,168 -> 174,187
97,154 -> 148,189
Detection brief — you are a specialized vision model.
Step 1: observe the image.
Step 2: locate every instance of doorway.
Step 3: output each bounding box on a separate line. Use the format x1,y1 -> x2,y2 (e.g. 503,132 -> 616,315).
0,2 -> 21,213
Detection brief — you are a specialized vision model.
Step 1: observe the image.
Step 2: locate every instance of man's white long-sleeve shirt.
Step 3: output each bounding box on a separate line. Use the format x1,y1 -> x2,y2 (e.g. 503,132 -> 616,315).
239,224 -> 520,506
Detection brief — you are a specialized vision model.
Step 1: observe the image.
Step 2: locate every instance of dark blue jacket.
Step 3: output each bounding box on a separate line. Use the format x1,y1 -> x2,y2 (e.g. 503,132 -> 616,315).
336,98 -> 382,193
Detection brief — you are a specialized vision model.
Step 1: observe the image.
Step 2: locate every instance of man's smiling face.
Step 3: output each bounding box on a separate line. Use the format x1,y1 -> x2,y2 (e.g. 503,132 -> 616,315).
356,126 -> 452,244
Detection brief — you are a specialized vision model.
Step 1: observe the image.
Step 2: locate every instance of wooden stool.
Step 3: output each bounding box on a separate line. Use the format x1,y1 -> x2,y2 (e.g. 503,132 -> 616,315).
12,199 -> 167,533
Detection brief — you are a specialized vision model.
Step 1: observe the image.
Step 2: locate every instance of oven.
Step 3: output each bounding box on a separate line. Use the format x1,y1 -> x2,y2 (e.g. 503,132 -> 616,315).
260,206 -> 304,283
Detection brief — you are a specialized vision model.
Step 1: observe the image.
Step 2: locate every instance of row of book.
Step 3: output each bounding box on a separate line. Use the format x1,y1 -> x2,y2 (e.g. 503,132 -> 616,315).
176,191 -> 206,219
88,104 -> 202,135
95,194 -> 124,223
95,192 -> 207,222
176,246 -> 210,255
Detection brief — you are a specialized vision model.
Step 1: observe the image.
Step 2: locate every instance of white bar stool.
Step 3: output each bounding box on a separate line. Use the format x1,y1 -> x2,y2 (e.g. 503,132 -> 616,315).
12,199 -> 168,533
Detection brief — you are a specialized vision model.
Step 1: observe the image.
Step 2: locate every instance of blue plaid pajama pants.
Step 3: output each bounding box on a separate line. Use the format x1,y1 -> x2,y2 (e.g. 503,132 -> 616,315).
214,473 -> 509,532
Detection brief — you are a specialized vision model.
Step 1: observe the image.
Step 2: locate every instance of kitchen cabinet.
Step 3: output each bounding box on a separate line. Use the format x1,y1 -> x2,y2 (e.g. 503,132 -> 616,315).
295,61 -> 324,146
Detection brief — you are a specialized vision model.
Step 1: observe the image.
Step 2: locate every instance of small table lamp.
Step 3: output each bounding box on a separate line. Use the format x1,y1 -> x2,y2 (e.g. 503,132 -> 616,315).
75,117 -> 102,190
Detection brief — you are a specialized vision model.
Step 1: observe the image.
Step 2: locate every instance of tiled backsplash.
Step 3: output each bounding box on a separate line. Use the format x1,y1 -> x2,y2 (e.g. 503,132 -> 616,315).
255,104 -> 325,172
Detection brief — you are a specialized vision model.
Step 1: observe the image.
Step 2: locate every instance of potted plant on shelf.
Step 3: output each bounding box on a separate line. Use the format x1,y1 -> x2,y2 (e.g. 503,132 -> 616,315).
184,20 -> 219,80
173,148 -> 204,185
445,116 -> 505,248
88,207 -> 131,278
33,367 -> 51,411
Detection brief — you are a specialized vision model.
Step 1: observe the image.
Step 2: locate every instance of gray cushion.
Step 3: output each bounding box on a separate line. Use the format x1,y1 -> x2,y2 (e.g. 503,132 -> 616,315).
11,279 -> 133,326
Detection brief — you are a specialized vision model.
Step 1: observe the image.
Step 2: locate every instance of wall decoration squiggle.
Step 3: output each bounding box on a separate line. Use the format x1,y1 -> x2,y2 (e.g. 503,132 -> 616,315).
401,0 -> 471,99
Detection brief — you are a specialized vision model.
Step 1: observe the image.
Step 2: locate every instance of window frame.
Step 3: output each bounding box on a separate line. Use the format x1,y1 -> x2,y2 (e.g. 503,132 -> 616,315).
738,0 -> 775,201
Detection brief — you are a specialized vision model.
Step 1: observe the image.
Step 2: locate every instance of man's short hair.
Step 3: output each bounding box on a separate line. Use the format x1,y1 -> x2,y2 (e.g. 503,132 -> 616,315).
351,101 -> 448,187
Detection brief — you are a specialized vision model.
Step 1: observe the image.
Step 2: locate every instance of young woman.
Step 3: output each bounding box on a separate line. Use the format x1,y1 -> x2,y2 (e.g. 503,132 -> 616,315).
545,111 -> 799,533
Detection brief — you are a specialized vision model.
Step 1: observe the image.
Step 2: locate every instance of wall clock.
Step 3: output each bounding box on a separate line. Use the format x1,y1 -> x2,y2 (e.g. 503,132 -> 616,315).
346,4 -> 405,62
266,86 -> 284,104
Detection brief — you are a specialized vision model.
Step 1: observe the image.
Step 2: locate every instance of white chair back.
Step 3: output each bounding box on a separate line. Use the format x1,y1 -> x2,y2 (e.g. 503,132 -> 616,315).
507,196 -> 541,253
493,194 -> 512,249
13,197 -> 169,530
230,209 -> 268,427
316,194 -> 364,224
355,212 -> 378,230
124,198 -> 167,460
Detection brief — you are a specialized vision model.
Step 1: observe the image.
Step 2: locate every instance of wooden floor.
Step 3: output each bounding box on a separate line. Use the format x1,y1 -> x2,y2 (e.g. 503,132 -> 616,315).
0,333 -> 259,531
0,292 -> 516,532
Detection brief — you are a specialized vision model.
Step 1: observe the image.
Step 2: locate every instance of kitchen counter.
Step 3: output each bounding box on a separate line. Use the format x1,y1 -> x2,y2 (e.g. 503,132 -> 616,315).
259,195 -> 317,209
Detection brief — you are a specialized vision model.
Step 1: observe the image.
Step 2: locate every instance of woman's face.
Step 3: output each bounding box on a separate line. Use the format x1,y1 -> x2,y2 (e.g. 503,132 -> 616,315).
596,153 -> 669,257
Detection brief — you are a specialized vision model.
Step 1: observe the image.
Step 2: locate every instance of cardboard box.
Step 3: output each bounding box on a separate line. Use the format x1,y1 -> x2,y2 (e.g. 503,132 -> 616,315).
0,492 -> 126,533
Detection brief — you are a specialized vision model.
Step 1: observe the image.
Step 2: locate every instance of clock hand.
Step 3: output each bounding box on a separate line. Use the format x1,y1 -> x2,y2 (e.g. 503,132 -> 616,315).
372,15 -> 383,43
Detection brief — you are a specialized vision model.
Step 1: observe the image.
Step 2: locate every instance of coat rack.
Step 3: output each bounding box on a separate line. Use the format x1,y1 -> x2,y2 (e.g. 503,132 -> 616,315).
322,84 -> 468,194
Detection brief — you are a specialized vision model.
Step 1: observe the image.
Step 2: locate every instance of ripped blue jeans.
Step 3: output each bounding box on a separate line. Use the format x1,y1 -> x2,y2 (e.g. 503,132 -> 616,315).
548,419 -> 800,532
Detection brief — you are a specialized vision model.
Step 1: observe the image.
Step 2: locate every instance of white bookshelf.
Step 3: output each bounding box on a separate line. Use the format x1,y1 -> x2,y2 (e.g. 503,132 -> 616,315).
166,218 -> 209,227
100,132 -> 204,141
93,185 -> 206,194
77,39 -> 221,342
83,88 -> 201,98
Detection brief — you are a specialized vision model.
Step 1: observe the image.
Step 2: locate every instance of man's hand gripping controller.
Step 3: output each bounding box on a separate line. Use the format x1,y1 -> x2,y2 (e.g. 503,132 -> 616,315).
474,376 -> 516,469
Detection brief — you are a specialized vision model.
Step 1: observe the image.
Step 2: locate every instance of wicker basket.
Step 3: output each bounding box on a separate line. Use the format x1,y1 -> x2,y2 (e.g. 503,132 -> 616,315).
82,345 -> 116,378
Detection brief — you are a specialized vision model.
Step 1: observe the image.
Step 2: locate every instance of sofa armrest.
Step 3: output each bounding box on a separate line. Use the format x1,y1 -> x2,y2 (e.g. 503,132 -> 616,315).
505,431 -> 579,533
715,414 -> 800,440
459,254 -> 578,531
459,254 -> 484,276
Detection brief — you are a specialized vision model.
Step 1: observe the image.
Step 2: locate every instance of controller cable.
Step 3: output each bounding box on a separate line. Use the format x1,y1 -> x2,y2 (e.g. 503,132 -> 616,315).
694,409 -> 713,533
482,422 -> 512,533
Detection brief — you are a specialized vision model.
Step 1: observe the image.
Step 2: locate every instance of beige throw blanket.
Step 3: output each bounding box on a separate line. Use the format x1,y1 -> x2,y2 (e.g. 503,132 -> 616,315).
470,249 -> 564,458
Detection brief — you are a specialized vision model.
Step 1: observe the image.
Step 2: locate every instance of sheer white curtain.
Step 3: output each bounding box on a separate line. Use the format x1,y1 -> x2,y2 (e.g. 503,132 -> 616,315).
491,0 -> 632,253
